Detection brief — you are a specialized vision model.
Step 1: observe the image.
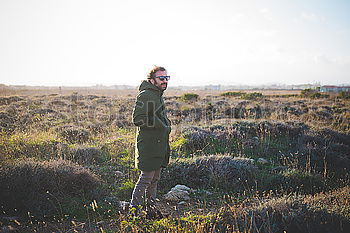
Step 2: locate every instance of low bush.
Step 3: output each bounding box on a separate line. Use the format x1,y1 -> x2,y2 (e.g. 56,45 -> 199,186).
160,155 -> 257,191
300,88 -> 329,99
174,121 -> 307,156
300,88 -> 316,97
212,195 -> 350,233
58,125 -> 90,144
71,146 -> 104,165
241,92 -> 263,100
0,159 -> 102,218
304,186 -> 350,218
0,132 -> 64,160
173,121 -> 350,178
0,111 -> 16,133
338,91 -> 350,99
220,91 -> 245,97
257,169 -> 324,194
180,93 -> 199,102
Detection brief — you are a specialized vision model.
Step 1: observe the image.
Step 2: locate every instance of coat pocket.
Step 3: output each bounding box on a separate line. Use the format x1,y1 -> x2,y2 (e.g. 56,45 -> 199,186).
137,133 -> 162,158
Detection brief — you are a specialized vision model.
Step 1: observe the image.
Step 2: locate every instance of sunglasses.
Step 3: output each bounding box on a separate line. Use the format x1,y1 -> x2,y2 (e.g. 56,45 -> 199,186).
155,75 -> 170,81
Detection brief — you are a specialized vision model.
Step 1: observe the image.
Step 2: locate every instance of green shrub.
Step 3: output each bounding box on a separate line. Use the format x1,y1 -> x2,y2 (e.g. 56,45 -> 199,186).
0,159 -> 102,218
220,91 -> 245,97
177,121 -> 307,157
170,136 -> 187,156
257,169 -> 324,194
115,180 -> 135,200
241,92 -> 263,100
300,88 -> 315,97
310,92 -> 329,98
0,131 -> 65,160
300,89 -> 329,99
180,93 -> 199,102
338,91 -> 350,99
269,94 -> 299,98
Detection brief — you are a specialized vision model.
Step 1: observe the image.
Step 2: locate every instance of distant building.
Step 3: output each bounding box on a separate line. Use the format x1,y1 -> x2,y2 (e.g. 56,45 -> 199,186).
320,85 -> 350,92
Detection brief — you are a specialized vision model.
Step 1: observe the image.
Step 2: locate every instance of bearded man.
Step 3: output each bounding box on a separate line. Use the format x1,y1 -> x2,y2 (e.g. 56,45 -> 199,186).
130,66 -> 171,218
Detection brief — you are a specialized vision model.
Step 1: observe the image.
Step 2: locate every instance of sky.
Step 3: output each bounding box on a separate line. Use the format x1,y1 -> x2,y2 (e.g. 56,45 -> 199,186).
1,0 -> 350,87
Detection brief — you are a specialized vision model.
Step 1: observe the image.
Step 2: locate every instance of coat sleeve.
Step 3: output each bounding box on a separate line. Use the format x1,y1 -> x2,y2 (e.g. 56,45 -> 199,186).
132,92 -> 167,129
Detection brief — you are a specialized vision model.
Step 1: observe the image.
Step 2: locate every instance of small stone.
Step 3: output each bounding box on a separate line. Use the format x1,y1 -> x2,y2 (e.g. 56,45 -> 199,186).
118,201 -> 130,210
115,171 -> 124,177
172,185 -> 191,192
164,184 -> 192,202
257,158 -> 269,164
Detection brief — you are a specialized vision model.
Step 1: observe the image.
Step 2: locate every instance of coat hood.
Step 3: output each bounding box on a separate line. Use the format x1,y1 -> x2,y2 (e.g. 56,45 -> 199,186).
139,80 -> 163,95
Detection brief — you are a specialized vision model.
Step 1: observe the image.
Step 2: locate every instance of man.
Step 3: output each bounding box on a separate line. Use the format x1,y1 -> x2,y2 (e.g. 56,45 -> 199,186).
130,66 -> 171,218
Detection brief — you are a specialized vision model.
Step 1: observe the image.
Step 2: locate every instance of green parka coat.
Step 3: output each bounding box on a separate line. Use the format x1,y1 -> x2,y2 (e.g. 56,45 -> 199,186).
132,80 -> 171,171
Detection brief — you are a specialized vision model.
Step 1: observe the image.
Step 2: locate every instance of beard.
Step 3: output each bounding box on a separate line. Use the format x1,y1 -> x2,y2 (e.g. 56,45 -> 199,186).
160,83 -> 167,91
153,79 -> 167,91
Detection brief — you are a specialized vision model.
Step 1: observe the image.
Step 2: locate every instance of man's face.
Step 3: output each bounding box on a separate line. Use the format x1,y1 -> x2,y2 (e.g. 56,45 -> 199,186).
151,70 -> 169,91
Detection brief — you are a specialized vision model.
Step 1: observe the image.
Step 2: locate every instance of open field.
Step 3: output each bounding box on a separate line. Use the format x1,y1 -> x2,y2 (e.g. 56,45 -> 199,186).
0,85 -> 302,97
0,88 -> 349,232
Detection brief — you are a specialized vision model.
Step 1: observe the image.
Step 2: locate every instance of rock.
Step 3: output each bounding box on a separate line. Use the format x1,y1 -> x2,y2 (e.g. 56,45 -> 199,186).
96,221 -> 105,225
257,158 -> 269,164
172,185 -> 191,192
115,171 -> 124,177
164,190 -> 190,202
164,185 -> 192,202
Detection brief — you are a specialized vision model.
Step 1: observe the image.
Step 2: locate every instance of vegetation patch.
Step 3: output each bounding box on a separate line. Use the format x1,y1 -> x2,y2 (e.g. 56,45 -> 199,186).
160,155 -> 256,191
220,91 -> 245,97
300,88 -> 330,98
0,159 -> 102,218
58,125 -> 90,144
180,93 -> 199,102
338,91 -> 350,99
0,131 -> 63,160
241,92 -> 263,100
0,92 -> 349,232
211,195 -> 350,233
256,168 -> 325,194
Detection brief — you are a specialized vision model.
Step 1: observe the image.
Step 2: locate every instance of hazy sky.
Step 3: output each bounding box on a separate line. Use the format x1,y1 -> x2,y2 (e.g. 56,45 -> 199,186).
1,0 -> 349,86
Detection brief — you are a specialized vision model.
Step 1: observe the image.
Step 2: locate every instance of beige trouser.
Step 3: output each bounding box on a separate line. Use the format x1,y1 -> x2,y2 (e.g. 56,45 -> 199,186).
130,168 -> 161,207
